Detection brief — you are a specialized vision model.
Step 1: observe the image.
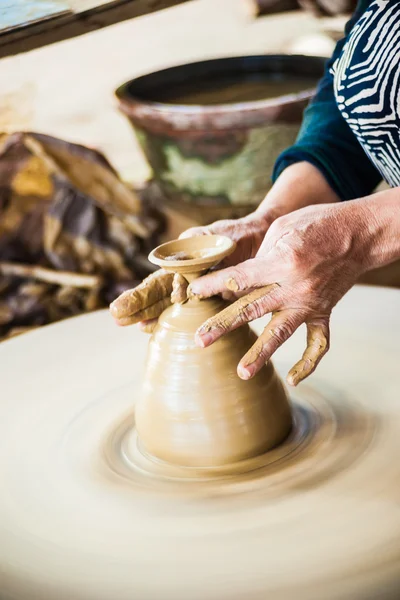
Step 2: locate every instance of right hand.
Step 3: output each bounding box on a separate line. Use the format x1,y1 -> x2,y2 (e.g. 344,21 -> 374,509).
109,212 -> 274,332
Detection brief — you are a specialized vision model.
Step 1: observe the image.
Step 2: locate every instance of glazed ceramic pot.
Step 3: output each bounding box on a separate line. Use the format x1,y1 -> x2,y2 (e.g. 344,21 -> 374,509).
116,54 -> 326,210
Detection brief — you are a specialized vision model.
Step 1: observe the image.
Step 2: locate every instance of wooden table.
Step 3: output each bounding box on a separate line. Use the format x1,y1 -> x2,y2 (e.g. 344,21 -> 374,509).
0,0 -> 190,58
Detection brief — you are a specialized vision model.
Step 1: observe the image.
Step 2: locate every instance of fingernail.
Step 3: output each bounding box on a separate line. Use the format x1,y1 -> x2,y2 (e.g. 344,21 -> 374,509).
110,301 -> 126,319
238,364 -> 252,380
195,332 -> 213,347
188,281 -> 205,296
286,375 -> 297,387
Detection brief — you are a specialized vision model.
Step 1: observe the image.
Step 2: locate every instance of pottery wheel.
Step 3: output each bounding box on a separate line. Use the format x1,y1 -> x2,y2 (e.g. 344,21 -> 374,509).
1,285 -> 400,600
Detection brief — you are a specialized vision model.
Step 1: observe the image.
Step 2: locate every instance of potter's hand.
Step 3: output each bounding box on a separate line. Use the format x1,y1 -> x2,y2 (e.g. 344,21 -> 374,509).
110,212 -> 273,331
109,162 -> 342,333
110,269 -> 174,332
180,211 -> 273,269
188,202 -> 369,386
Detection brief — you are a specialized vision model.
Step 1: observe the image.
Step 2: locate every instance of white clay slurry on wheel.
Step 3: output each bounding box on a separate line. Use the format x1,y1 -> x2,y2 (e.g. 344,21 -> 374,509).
0,286 -> 400,600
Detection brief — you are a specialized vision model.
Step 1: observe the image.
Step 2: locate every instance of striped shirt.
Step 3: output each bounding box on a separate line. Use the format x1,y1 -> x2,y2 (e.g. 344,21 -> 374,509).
273,0 -> 400,200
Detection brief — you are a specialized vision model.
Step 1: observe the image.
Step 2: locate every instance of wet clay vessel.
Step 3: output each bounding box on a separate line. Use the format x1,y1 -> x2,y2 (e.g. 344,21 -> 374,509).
135,235 -> 292,467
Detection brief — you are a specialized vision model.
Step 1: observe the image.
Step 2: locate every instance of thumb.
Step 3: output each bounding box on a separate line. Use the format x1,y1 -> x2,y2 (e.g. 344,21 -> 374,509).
179,226 -> 211,240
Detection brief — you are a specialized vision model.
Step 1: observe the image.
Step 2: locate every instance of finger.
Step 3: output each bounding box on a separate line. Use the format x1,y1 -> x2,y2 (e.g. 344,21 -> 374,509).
221,290 -> 238,303
195,284 -> 280,347
114,297 -> 171,326
171,273 -> 188,305
179,227 -> 211,239
221,287 -> 256,303
237,309 -> 306,380
188,258 -> 270,300
109,270 -> 173,320
139,319 -> 158,334
286,318 -> 330,386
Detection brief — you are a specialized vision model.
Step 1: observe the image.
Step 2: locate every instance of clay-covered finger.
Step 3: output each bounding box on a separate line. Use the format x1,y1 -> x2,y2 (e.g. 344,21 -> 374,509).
171,273 -> 188,305
110,270 -> 173,320
221,287 -> 256,303
237,309 -> 305,380
195,284 -> 280,348
114,297 -> 171,326
286,319 -> 330,386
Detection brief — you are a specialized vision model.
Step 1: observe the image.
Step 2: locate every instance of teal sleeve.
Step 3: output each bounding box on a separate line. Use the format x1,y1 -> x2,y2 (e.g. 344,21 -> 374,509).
272,0 -> 382,201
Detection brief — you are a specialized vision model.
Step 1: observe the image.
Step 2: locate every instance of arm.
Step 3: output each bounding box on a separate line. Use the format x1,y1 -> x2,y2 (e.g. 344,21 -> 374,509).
270,0 -> 381,203
255,161 -> 342,221
355,187 -> 400,272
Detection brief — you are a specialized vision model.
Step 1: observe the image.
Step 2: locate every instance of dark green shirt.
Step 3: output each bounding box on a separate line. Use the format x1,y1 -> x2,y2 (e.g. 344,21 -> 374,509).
272,0 -> 382,200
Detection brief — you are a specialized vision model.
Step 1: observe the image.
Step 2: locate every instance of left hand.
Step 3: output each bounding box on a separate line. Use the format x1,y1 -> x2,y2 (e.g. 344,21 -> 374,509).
188,201 -> 370,386
110,211 -> 274,332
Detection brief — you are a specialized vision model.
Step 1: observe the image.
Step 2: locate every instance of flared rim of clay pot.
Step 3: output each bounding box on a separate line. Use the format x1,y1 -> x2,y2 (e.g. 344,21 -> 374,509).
148,235 -> 236,274
115,54 -> 326,134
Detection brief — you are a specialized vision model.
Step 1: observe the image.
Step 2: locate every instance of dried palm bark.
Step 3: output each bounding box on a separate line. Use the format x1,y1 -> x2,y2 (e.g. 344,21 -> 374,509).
0,132 -> 164,341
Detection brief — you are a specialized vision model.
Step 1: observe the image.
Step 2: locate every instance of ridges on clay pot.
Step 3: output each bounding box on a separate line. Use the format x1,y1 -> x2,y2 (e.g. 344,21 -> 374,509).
135,235 -> 292,468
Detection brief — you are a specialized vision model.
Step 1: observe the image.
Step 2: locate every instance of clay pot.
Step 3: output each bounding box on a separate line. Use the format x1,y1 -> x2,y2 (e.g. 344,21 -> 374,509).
135,236 -> 292,467
116,55 -> 326,211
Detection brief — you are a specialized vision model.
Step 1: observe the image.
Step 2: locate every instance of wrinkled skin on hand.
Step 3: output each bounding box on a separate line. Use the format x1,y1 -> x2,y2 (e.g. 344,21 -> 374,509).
180,212 -> 272,270
188,202 -> 369,386
109,269 -> 174,332
109,212 -> 273,331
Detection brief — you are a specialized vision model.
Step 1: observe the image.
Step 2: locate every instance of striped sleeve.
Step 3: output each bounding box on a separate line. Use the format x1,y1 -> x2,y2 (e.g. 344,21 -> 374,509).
272,0 -> 382,201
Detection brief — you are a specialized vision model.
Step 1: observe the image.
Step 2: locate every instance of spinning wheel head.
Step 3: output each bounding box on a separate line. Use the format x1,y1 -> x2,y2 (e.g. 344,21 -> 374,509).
148,235 -> 236,278
1,286 -> 400,599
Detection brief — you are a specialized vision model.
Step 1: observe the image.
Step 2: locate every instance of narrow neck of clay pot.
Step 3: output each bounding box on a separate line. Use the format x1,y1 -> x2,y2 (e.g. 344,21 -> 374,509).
182,271 -> 203,285
148,235 -> 237,293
